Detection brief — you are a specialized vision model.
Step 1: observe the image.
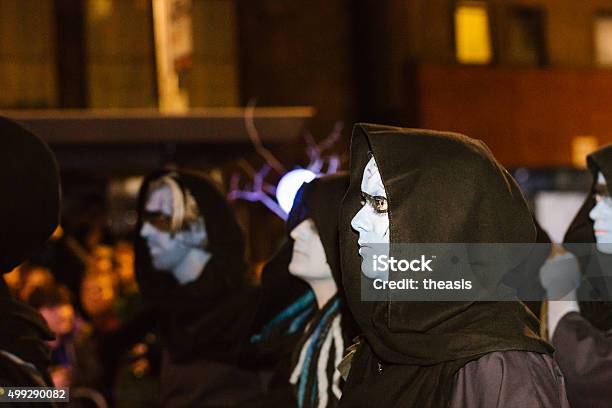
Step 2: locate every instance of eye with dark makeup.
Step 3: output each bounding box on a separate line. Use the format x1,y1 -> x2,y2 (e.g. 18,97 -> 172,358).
360,192 -> 388,214
143,211 -> 173,231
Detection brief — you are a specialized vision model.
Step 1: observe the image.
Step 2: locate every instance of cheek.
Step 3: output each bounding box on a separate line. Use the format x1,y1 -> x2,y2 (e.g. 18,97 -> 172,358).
592,202 -> 612,222
154,231 -> 176,249
365,209 -> 387,235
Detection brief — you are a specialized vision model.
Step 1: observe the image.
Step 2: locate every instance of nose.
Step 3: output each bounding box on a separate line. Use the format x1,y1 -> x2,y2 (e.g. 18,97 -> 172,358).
590,201 -> 606,222
140,221 -> 154,238
351,205 -> 369,233
290,220 -> 310,241
289,225 -> 299,240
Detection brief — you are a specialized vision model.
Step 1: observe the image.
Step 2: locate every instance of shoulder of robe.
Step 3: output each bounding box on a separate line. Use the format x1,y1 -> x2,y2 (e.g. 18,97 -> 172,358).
451,351 -> 569,408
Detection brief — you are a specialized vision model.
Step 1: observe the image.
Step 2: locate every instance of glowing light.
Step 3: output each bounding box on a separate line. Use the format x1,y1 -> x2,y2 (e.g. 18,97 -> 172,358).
276,169 -> 316,214
595,16 -> 612,66
455,2 -> 492,64
571,135 -> 599,169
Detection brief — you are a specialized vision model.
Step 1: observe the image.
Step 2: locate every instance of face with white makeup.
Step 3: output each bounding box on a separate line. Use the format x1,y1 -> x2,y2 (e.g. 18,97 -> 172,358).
140,178 -> 210,283
590,171 -> 612,254
351,156 -> 390,279
288,219 -> 332,280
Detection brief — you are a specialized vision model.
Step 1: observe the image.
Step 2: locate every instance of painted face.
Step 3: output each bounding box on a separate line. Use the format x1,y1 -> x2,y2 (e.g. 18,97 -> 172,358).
288,219 -> 332,281
351,156 -> 390,279
590,172 -> 612,254
140,183 -> 207,271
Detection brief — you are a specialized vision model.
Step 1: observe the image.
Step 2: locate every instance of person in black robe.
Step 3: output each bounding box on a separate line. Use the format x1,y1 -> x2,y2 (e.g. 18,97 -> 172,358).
541,144 -> 612,408
285,173 -> 358,408
243,174 -> 358,407
0,116 -> 60,393
135,168 -> 262,407
337,123 -> 569,407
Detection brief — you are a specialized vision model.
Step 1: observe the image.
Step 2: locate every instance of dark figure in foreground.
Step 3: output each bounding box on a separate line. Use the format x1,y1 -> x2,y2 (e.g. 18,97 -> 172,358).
0,117 -> 60,395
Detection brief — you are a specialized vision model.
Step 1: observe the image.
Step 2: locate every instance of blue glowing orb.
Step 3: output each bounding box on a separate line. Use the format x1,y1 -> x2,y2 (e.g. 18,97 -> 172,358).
276,169 -> 317,214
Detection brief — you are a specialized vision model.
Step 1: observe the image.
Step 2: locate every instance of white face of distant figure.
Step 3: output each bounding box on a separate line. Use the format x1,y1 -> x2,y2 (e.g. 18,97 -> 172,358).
288,219 -> 333,281
351,156 -> 390,279
590,172 -> 612,254
140,184 -> 191,271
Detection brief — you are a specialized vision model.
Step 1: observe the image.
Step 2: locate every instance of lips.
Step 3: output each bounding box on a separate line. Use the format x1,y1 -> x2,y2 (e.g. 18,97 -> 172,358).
594,223 -> 610,235
292,247 -> 307,256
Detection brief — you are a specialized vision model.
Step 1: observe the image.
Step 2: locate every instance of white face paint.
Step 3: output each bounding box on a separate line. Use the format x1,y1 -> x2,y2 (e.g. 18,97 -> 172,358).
140,183 -> 208,276
351,156 -> 390,279
288,219 -> 333,281
590,172 -> 612,254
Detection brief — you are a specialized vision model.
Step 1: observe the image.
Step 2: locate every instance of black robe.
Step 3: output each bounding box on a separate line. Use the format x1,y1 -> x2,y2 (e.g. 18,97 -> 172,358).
558,145 -> 612,407
135,169 -> 262,407
338,123 -> 568,407
241,240 -> 315,408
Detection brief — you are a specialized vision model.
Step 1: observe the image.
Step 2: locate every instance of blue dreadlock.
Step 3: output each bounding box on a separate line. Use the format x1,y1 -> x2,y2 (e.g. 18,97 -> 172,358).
251,290 -> 316,343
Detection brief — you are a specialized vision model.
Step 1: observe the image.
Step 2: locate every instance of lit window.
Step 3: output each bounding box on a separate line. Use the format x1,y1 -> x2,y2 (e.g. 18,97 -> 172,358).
455,2 -> 492,64
594,13 -> 612,67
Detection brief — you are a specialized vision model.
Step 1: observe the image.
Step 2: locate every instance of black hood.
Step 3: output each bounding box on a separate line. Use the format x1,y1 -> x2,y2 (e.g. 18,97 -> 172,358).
0,117 -> 60,273
257,172 -> 351,318
135,168 -> 248,302
338,124 -> 551,407
250,174 -> 353,350
0,117 -> 57,384
564,144 -> 612,331
295,173 -> 359,337
290,173 -> 348,287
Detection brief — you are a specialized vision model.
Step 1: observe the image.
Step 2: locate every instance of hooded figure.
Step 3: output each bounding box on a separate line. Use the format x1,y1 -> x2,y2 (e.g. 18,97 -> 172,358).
135,168 -> 262,407
0,116 -> 59,389
338,124 -> 568,408
243,174 -> 357,408
286,173 -> 358,408
546,145 -> 612,407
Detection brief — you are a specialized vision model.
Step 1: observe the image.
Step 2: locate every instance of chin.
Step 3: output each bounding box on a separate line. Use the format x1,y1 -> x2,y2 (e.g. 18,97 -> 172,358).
151,259 -> 172,271
596,241 -> 612,255
288,263 -> 307,278
360,257 -> 377,279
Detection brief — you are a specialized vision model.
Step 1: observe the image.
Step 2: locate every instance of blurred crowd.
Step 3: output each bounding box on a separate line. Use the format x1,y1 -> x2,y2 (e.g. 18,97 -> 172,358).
5,228 -> 160,407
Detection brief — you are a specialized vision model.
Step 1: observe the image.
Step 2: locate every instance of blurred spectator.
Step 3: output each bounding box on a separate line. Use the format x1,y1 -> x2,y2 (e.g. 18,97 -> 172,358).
114,240 -> 138,295
91,245 -> 115,275
28,283 -> 103,391
81,271 -> 121,334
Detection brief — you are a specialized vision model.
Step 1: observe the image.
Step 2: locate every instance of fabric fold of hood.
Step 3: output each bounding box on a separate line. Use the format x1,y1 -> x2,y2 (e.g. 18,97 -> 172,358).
0,117 -> 61,273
